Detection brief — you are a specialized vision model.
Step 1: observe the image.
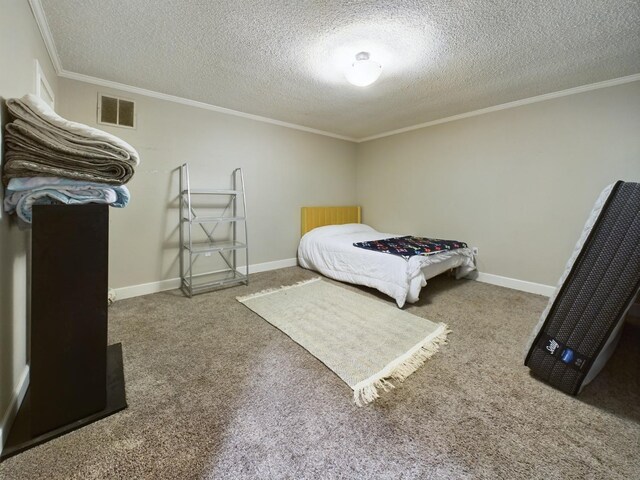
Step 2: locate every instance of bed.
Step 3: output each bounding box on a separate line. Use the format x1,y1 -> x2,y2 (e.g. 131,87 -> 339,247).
297,206 -> 476,307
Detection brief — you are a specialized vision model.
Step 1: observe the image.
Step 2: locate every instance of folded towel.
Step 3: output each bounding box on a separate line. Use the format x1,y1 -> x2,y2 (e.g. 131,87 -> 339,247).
3,94 -> 139,185
4,177 -> 130,223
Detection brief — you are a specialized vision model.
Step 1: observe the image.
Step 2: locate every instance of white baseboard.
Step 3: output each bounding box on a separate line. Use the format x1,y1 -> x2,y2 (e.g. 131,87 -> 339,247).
114,259 -> 555,300
473,272 -> 555,297
0,365 -> 30,451
113,258 -> 298,301
244,257 -> 298,274
114,278 -> 181,300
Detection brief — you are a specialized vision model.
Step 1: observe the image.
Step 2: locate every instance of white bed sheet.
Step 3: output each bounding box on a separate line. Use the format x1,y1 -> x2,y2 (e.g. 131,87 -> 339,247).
297,224 -> 476,307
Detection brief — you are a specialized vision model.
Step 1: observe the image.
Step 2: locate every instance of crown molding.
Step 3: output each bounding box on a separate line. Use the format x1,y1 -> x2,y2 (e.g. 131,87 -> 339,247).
53,70 -> 640,145
356,73 -> 640,143
28,0 -> 63,74
58,71 -> 358,142
29,0 -> 640,145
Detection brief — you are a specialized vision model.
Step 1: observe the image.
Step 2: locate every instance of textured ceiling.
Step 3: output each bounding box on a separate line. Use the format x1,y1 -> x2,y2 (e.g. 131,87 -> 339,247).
40,0 -> 640,139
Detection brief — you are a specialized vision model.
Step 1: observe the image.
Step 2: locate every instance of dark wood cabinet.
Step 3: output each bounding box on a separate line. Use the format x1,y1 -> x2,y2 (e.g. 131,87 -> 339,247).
30,204 -> 109,434
1,204 -> 126,461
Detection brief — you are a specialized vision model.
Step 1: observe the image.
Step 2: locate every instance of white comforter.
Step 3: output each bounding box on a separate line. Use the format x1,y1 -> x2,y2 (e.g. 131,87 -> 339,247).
298,224 -> 476,307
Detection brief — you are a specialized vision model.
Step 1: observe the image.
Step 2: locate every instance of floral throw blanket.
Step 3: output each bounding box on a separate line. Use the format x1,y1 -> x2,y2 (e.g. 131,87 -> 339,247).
353,236 -> 468,260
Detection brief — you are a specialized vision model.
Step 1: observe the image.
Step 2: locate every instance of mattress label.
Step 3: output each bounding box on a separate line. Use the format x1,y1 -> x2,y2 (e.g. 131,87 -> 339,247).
536,333 -> 589,371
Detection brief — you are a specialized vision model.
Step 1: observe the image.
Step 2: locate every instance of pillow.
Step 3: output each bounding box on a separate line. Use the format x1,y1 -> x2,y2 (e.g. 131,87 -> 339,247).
302,223 -> 376,240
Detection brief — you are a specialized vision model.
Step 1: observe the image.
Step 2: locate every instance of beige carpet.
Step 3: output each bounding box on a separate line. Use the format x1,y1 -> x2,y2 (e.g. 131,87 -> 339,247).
238,278 -> 449,405
0,266 -> 638,479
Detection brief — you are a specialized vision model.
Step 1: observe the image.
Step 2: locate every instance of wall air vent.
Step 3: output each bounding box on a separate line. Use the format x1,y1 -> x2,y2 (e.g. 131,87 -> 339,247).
97,93 -> 136,129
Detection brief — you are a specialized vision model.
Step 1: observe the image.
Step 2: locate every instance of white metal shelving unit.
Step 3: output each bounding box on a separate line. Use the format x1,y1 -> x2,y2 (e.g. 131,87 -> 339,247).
179,163 -> 249,297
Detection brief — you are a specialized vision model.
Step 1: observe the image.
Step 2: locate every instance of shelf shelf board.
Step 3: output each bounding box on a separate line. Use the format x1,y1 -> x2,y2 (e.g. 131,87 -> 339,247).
181,269 -> 248,296
182,189 -> 242,195
185,241 -> 247,254
182,216 -> 246,223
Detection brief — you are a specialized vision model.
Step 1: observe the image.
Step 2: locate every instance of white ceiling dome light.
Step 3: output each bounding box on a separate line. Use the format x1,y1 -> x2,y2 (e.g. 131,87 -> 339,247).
344,52 -> 382,87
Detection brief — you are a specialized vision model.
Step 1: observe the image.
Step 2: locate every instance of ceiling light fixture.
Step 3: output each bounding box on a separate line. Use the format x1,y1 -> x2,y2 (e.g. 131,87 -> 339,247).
344,52 -> 382,87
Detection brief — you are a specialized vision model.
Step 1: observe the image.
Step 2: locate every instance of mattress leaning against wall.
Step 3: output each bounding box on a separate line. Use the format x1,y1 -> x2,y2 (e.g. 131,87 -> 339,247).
524,181 -> 640,395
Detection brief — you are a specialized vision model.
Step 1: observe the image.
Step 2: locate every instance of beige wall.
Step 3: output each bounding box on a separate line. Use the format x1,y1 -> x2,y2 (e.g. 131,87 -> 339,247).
1,1 -> 638,444
356,81 -> 640,286
57,79 -> 357,289
0,0 -> 59,442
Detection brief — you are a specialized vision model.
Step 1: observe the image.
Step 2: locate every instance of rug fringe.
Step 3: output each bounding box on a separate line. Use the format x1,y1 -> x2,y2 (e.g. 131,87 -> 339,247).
236,277 -> 321,302
353,325 -> 450,406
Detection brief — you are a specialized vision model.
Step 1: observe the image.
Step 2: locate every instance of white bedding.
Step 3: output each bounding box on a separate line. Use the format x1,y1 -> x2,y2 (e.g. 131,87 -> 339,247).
297,224 -> 476,307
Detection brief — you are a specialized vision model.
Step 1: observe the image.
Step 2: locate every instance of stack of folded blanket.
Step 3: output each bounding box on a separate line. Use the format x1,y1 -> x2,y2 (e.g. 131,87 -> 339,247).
4,177 -> 130,223
2,94 -> 139,224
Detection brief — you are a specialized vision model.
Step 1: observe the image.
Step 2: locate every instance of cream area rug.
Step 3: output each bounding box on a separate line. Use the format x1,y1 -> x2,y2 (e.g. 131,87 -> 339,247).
237,278 -> 450,406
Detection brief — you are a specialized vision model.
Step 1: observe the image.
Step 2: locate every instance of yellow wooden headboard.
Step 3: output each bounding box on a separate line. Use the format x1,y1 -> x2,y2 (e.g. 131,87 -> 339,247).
301,206 -> 361,236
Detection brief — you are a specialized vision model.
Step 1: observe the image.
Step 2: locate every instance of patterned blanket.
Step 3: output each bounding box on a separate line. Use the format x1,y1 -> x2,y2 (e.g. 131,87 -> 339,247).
4,177 -> 130,223
353,236 -> 468,259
